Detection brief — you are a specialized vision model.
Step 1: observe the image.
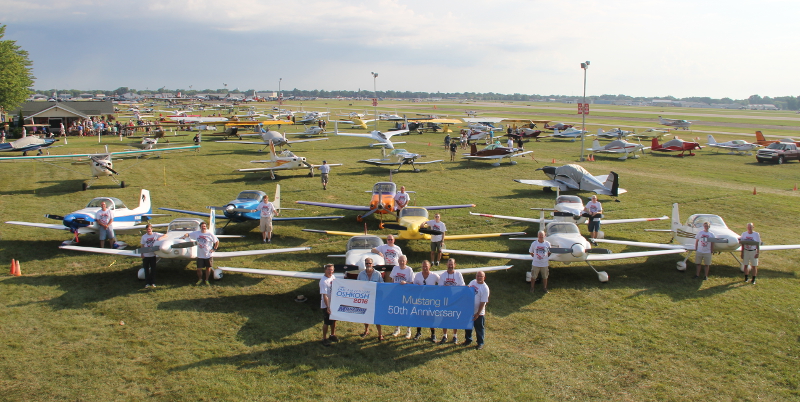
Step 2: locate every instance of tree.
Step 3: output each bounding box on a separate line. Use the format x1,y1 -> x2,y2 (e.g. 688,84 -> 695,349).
0,25 -> 35,116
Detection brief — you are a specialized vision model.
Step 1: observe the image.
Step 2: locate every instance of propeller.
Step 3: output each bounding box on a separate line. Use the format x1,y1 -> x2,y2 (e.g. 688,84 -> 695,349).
135,246 -> 160,254
381,223 -> 407,231
419,228 -> 444,235
171,241 -> 198,249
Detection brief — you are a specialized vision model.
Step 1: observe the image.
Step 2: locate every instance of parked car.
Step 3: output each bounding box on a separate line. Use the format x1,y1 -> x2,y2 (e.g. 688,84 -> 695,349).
756,142 -> 800,164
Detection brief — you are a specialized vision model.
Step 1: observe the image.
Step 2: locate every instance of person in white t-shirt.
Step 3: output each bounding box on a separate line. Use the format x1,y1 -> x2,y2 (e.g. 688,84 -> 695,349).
421,213 -> 447,265
357,258 -> 384,340
319,264 -> 338,346
740,223 -> 761,284
694,222 -> 715,280
412,260 -> 440,342
140,223 -> 167,289
371,235 -> 403,267
394,186 -> 410,213
583,195 -> 603,239
389,255 -> 414,338
182,222 -> 219,286
96,201 -> 116,249
463,271 -> 489,349
253,194 -> 279,243
319,161 -> 331,190
438,258 -> 465,344
529,231 -> 552,294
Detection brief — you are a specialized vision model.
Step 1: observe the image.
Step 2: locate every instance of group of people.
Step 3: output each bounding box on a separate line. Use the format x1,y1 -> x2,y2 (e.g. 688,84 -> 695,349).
694,221 -> 761,284
319,257 -> 490,350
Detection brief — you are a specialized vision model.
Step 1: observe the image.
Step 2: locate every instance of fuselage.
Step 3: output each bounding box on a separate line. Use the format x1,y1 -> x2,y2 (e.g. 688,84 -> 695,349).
675,214 -> 740,252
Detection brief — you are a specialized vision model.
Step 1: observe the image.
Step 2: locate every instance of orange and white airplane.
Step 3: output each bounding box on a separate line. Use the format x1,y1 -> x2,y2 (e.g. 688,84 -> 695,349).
296,181 -> 474,222
236,141 -> 341,180
754,131 -> 800,147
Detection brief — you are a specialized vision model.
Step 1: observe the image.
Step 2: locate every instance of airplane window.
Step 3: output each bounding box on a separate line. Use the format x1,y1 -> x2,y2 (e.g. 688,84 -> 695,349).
86,198 -> 118,209
237,192 -> 263,201
556,195 -> 582,204
692,215 -> 725,228
169,220 -> 201,232
547,223 -> 579,235
347,237 -> 383,250
399,208 -> 428,218
373,183 -> 396,194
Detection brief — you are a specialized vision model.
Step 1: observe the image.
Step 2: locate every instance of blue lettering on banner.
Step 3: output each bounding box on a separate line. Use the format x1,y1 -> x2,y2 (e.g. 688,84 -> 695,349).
337,305 -> 367,315
374,283 -> 475,329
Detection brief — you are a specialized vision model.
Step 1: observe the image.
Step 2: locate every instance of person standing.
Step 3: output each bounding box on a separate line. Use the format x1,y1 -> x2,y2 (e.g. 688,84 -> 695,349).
584,195 -> 603,239
371,235 -> 403,267
320,264 -> 338,346
96,201 -> 116,249
357,258 -> 384,340
444,133 -> 451,149
529,231 -> 552,293
421,213 -> 446,265
319,160 -> 331,190
438,258 -> 465,344
506,136 -> 514,149
389,255 -> 414,338
182,222 -> 219,286
393,186 -> 410,214
463,271 -> 489,350
140,224 -> 167,289
740,223 -> 761,284
449,139 -> 458,162
253,194 -> 279,243
412,260 -> 439,341
694,221 -> 715,280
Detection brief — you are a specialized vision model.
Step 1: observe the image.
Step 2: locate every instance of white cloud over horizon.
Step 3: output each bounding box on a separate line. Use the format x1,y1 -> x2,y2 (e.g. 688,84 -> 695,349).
3,0 -> 798,99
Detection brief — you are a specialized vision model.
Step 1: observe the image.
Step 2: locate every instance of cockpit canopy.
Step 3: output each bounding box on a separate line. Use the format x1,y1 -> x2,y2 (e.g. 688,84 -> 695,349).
279,150 -> 296,158
236,191 -> 266,201
687,214 -> 727,229
86,197 -> 125,209
347,236 -> 383,251
399,207 -> 428,219
556,195 -> 582,205
168,219 -> 203,232
373,182 -> 396,195
546,222 -> 580,236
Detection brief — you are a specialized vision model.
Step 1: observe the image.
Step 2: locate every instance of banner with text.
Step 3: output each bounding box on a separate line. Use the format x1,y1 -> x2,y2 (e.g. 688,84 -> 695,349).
330,280 -> 475,329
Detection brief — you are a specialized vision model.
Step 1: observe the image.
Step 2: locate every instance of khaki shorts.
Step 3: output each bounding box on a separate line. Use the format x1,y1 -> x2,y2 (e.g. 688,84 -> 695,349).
742,250 -> 758,267
695,252 -> 712,265
259,217 -> 273,233
531,265 -> 549,280
321,173 -> 329,184
197,258 -> 213,269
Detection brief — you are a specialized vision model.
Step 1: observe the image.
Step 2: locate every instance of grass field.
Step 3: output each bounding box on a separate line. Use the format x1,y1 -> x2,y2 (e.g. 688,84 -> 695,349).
1,101 -> 799,401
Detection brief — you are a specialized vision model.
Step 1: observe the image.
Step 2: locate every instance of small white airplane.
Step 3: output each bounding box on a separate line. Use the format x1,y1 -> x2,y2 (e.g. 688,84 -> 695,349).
287,125 -> 327,137
297,111 -> 329,124
443,214 -> 686,282
545,127 -> 590,141
167,113 -> 228,124
220,234 -> 512,280
334,121 -> 408,149
706,135 -> 762,155
59,213 -> 311,279
593,203 -> 800,272
5,189 -> 166,245
630,128 -> 670,140
379,112 -> 404,121
586,139 -> 649,160
216,125 -> 328,151
514,164 -> 626,196
0,136 -> 59,155
659,116 -> 692,130
0,145 -> 200,190
596,128 -> 634,140
462,143 -> 534,167
358,148 -> 442,173
470,194 -> 667,236
236,141 -> 342,180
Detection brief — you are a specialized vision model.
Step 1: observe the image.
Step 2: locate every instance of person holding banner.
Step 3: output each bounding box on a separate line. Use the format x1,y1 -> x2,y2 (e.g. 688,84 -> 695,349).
357,258 -> 385,341
320,264 -> 338,346
463,271 -> 489,350
412,260 -> 440,342
438,258 -> 465,344
389,255 -> 415,338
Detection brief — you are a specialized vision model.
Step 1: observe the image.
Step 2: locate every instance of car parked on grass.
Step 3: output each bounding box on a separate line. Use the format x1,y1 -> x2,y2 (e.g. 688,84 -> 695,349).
756,142 -> 800,164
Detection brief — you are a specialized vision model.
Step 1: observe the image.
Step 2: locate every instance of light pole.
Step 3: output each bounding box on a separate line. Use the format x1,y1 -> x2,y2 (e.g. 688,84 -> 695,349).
579,61 -> 590,162
278,78 -> 282,108
371,72 -> 378,130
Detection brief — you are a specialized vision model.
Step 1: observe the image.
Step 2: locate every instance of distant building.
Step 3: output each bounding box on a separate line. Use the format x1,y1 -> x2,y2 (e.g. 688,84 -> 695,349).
12,101 -> 114,131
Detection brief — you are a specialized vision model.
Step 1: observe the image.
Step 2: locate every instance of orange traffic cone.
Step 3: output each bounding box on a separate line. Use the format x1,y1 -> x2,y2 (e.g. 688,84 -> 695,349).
13,260 -> 21,276
753,187 -> 757,195
794,183 -> 797,191
552,158 -> 556,164
10,259 -> 15,275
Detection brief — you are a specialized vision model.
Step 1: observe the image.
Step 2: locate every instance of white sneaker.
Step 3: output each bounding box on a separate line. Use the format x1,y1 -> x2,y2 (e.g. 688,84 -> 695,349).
405,328 -> 412,339
144,284 -> 151,289
392,328 -> 401,337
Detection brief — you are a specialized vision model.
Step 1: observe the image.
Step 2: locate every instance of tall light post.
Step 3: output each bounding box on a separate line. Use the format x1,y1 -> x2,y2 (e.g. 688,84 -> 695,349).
579,61 -> 590,162
371,72 -> 378,130
278,78 -> 282,108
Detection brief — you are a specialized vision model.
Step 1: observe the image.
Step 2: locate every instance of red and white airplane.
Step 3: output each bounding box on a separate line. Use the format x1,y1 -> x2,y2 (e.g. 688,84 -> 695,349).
651,137 -> 702,157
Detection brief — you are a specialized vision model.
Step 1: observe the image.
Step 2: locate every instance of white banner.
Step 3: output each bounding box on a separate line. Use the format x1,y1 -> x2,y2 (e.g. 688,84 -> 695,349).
329,279 -> 377,324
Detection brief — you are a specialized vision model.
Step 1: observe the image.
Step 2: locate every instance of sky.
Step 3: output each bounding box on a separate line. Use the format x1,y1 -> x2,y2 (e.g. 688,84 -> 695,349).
3,0 -> 798,99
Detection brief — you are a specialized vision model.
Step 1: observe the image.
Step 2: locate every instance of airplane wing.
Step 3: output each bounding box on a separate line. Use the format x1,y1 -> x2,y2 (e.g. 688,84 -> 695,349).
419,204 -> 476,210
215,140 -> 268,145
514,179 -> 571,191
214,247 -> 311,259
442,249 -> 532,260
592,239 -> 687,250
303,229 -> 387,239
410,160 -> 444,165
218,267 -> 342,280
0,145 -> 200,161
295,201 -> 372,212
585,249 -> 687,261
5,221 -> 71,231
469,212 -> 550,224
602,216 -> 669,225
158,207 -> 343,221
358,159 -> 400,166
60,245 -> 143,257
335,132 -> 374,139
446,232 -> 526,240
759,245 -> 800,251
432,265 -> 513,275
286,138 -> 329,144
158,208 -> 227,219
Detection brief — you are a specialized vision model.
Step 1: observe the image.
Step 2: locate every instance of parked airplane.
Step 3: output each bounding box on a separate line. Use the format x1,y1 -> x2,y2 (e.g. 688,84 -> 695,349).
304,206 -> 525,241
0,136 -> 59,156
159,185 -> 343,234
5,189 -> 166,245
658,116 -> 692,130
544,122 -> 574,131
334,121 -> 408,149
706,135 -> 762,155
586,139 -> 648,160
514,164 -> 626,196
287,125 -> 327,137
462,143 -> 534,166
545,127 -> 590,141
0,144 -> 200,190
593,203 -> 800,271
296,181 -> 474,222
596,128 -> 634,140
59,213 -> 311,279
443,217 -> 686,282
216,125 -> 327,151
234,141 -> 341,180
297,111 -> 329,124
651,137 -> 702,157
359,148 -> 442,173
630,128 -> 670,140
753,131 -> 800,147
220,234 -> 512,280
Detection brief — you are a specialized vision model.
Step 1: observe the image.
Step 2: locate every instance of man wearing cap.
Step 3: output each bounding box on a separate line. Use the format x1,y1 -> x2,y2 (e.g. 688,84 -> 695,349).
319,160 -> 331,190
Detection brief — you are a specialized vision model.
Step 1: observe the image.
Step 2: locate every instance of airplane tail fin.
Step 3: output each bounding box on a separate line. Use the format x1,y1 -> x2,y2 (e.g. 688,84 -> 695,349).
597,128 -> 604,136
538,209 -> 546,235
274,184 -> 281,212
470,143 -> 478,156
269,140 -> 277,160
671,203 -> 681,232
707,135 -> 716,145
209,206 -> 217,234
138,189 -> 152,213
591,139 -> 601,149
755,130 -> 765,142
603,172 -> 620,197
554,128 -> 560,136
651,137 -> 660,149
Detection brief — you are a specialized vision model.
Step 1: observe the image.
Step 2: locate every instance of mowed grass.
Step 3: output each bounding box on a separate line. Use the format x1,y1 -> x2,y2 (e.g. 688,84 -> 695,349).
1,102 -> 799,401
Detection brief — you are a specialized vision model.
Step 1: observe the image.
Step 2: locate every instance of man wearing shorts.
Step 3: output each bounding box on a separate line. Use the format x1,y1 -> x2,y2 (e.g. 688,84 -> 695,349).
740,223 -> 761,284
584,195 -> 603,239
183,222 -> 219,286
96,201 -> 116,249
320,264 -> 338,346
529,231 -> 552,293
253,194 -> 278,243
421,213 -> 446,265
319,160 -> 330,190
694,221 -> 715,280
